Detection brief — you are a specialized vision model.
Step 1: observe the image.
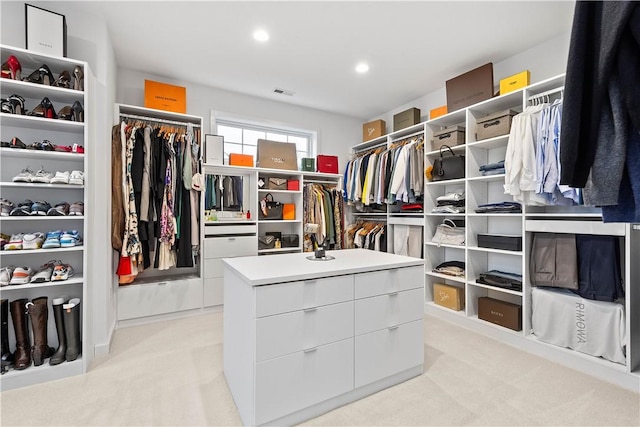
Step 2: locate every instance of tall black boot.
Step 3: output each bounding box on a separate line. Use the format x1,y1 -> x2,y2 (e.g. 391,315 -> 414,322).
26,297 -> 55,366
10,298 -> 31,370
63,298 -> 81,362
1,299 -> 14,374
49,297 -> 66,366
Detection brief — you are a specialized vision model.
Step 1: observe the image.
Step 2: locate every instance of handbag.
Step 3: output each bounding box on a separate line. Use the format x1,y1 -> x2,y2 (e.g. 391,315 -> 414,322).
267,177 -> 287,190
258,235 -> 276,250
259,193 -> 283,220
432,219 -> 465,246
432,145 -> 465,181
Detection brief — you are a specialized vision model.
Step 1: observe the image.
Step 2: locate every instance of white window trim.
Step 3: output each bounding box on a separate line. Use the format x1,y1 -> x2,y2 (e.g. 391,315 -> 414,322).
210,109 -> 318,158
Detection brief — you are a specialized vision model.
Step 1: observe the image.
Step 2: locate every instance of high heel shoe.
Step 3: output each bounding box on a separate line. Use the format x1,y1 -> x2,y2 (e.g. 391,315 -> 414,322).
71,101 -> 84,122
1,55 -> 22,80
2,95 -> 26,115
57,105 -> 73,121
53,70 -> 71,89
23,64 -> 54,85
29,97 -> 57,119
73,66 -> 84,91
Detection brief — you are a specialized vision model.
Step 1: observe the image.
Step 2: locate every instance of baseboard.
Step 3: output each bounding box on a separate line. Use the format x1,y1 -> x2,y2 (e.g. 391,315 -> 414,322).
93,320 -> 116,358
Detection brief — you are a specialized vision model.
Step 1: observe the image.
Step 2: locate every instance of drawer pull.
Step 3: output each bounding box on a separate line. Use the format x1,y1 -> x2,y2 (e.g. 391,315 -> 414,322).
303,307 -> 317,313
388,291 -> 399,297
303,347 -> 318,353
158,282 -> 168,286
228,237 -> 236,241
304,279 -> 317,285
388,325 -> 399,331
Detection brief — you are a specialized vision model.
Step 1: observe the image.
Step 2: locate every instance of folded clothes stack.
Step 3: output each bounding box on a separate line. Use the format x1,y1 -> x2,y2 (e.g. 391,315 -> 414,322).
475,201 -> 522,213
479,160 -> 505,176
477,270 -> 522,291
432,191 -> 465,214
432,260 -> 465,277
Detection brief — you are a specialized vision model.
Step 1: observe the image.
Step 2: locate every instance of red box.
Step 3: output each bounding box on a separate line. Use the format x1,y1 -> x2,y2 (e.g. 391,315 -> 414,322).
316,155 -> 339,174
287,180 -> 300,191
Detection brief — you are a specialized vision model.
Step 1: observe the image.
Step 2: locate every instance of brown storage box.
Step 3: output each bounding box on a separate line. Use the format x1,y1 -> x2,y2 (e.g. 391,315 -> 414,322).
257,139 -> 298,170
363,119 -> 386,142
475,109 -> 518,141
433,283 -> 464,311
446,63 -> 494,112
432,126 -> 465,151
478,297 -> 522,331
393,107 -> 421,131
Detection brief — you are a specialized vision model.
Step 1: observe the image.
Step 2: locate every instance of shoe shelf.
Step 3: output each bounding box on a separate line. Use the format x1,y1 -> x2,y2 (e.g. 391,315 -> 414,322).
0,216 -> 83,221
0,113 -> 84,133
2,247 -> 84,255
0,148 -> 84,161
0,79 -> 84,104
1,182 -> 84,189
0,357 -> 83,392
1,276 -> 83,291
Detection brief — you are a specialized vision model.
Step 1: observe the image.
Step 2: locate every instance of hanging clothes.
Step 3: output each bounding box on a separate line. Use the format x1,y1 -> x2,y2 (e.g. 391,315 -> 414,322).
303,183 -> 344,251
344,221 -> 387,252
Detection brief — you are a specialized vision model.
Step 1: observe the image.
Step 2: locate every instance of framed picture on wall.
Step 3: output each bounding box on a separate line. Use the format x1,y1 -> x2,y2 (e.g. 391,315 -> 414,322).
25,4 -> 67,57
205,134 -> 224,165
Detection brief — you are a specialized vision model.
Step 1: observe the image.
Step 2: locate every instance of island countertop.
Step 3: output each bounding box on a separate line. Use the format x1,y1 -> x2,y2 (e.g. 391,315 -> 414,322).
222,248 -> 424,286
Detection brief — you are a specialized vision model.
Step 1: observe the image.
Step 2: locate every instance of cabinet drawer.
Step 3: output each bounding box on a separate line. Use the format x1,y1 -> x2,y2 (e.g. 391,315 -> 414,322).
354,266 -> 423,299
355,319 -> 424,388
255,338 -> 354,425
204,223 -> 257,236
255,275 -> 354,318
355,288 -> 424,335
203,277 -> 223,307
117,277 -> 202,320
203,259 -> 224,278
256,301 -> 353,362
204,235 -> 256,259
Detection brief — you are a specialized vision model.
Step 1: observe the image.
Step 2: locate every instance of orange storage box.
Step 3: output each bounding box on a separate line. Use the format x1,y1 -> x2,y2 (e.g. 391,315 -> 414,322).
430,105 -> 448,119
229,153 -> 254,167
283,204 -> 295,220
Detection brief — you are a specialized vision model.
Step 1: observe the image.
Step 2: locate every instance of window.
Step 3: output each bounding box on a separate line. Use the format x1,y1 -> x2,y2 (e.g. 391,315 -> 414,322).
214,119 -> 315,167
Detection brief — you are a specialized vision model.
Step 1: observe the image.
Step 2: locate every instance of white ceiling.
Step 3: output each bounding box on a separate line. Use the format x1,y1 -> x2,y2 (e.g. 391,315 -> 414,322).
74,1 -> 575,119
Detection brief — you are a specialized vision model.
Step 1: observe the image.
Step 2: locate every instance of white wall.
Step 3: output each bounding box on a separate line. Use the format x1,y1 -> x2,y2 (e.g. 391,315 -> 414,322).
372,31 -> 571,124
116,68 -> 362,166
1,1 -> 118,361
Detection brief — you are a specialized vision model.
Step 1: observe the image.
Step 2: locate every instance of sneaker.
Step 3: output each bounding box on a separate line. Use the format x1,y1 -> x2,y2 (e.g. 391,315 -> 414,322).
30,200 -> 52,216
47,202 -> 70,216
60,230 -> 82,248
0,233 -> 10,250
4,233 -> 25,250
0,266 -> 14,286
68,201 -> 84,216
69,170 -> 84,185
22,232 -> 45,250
1,198 -> 14,216
71,144 -> 84,154
50,171 -> 70,184
9,266 -> 33,285
42,230 -> 62,249
9,200 -> 33,216
31,168 -> 53,184
51,263 -> 73,281
31,261 -> 57,283
12,167 -> 34,183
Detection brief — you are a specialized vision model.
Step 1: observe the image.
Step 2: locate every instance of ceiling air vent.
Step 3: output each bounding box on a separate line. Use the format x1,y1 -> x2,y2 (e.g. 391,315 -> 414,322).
273,88 -> 294,96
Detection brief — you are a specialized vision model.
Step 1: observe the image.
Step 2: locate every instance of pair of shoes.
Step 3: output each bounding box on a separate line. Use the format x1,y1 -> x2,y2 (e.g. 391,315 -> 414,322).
1,55 -> 22,80
60,230 -> 82,248
23,232 -> 45,250
8,267 -> 33,285
22,64 -> 54,86
12,167 -> 54,183
0,233 -> 10,250
31,260 -> 72,283
50,170 -> 83,185
57,101 -> 84,122
28,97 -> 56,119
9,200 -> 33,216
51,297 -> 82,365
0,266 -> 15,286
1,199 -> 14,216
47,202 -> 70,216
69,201 -> 84,216
1,95 -> 26,115
53,144 -> 84,154
8,137 -> 26,149
30,201 -> 51,216
27,140 -> 55,151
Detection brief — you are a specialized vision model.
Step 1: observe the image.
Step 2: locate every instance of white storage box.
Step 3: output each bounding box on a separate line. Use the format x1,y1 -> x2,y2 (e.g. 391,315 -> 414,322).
531,287 -> 626,364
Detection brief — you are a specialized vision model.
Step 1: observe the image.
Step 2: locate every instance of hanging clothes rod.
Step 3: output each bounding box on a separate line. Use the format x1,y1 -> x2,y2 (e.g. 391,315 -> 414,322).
304,180 -> 341,185
527,86 -> 564,102
390,130 -> 424,144
353,140 -> 387,154
119,113 -> 202,128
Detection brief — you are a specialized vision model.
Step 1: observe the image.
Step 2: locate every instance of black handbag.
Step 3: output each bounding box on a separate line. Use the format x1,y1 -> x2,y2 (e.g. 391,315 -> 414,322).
258,235 -> 276,250
259,193 -> 283,220
432,145 -> 465,181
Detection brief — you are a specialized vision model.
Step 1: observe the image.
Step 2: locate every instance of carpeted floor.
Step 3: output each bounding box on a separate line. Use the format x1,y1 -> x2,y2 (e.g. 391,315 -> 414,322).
1,312 -> 639,426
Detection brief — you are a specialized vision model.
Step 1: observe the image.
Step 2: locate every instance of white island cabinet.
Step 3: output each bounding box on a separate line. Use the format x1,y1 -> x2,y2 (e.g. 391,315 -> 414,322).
223,249 -> 425,426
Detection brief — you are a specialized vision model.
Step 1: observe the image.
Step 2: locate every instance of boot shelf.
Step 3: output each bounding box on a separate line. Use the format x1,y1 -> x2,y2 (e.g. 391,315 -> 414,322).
1,276 -> 83,291
0,357 -> 83,391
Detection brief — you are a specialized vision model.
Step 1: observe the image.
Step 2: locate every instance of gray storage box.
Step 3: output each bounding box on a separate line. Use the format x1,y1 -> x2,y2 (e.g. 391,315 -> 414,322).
475,109 -> 518,141
477,233 -> 522,251
432,126 -> 465,151
393,108 -> 421,131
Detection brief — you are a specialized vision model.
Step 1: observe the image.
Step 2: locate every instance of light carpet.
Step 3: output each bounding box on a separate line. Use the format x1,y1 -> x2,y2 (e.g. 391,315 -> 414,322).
1,312 -> 639,426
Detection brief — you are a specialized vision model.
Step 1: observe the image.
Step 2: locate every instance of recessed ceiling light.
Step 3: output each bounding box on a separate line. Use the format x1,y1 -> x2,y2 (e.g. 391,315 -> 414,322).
253,29 -> 269,42
355,63 -> 369,73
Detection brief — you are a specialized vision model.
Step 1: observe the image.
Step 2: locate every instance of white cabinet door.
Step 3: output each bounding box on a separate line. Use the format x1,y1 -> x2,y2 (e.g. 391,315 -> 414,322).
354,320 -> 424,388
255,275 -> 354,317
354,266 -> 423,299
203,258 -> 224,279
204,235 -> 256,259
355,288 -> 424,335
255,338 -> 354,425
117,277 -> 202,320
256,301 -> 354,362
203,277 -> 224,307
